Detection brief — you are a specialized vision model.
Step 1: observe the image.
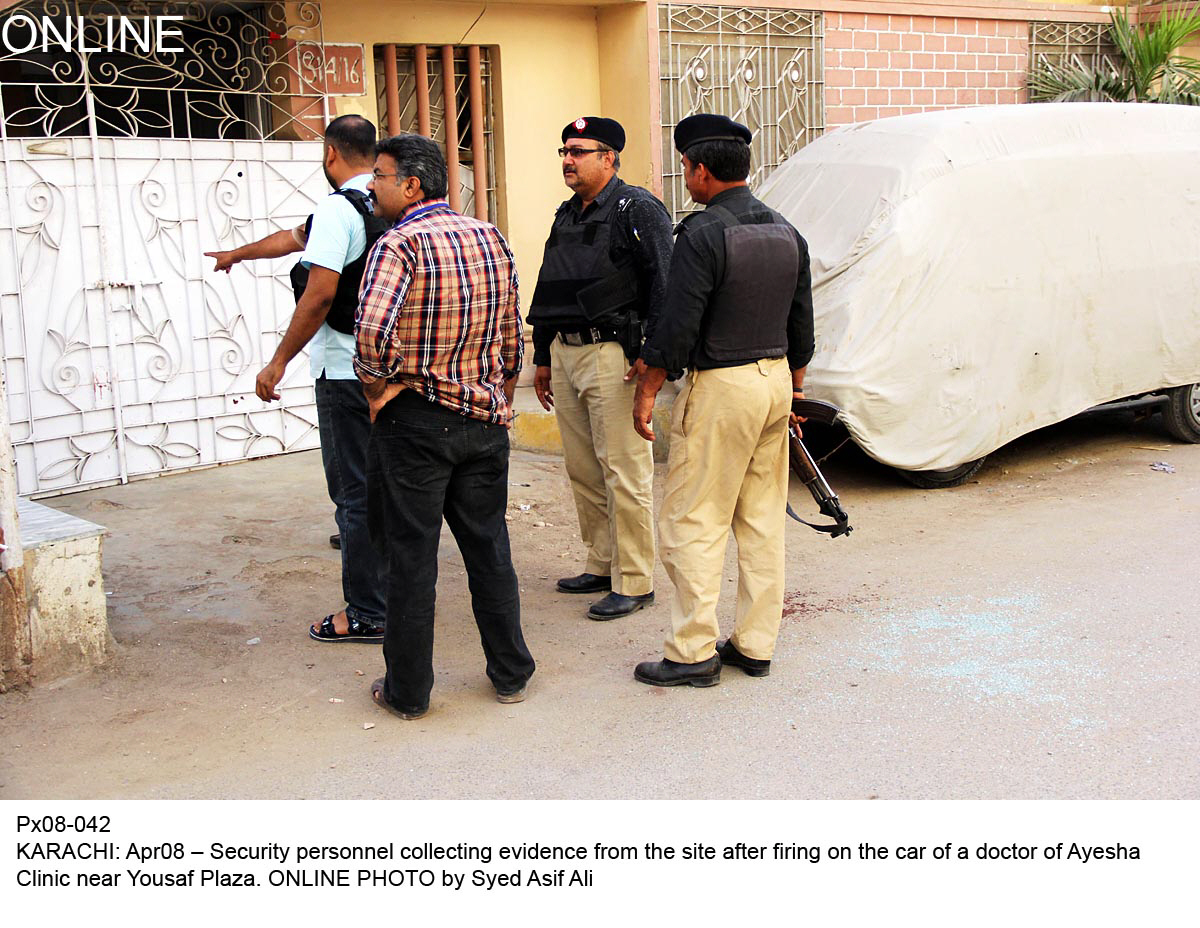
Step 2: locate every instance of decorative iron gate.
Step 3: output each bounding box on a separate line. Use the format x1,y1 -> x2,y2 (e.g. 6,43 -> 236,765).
0,1 -> 333,496
658,4 -> 824,222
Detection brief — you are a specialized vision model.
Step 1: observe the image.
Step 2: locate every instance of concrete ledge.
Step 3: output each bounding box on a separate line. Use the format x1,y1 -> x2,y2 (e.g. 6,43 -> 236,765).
508,384 -> 677,462
18,498 -> 111,683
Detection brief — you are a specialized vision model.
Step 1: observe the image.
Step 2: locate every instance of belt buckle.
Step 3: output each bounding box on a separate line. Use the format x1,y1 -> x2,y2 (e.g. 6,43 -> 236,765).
589,327 -> 602,343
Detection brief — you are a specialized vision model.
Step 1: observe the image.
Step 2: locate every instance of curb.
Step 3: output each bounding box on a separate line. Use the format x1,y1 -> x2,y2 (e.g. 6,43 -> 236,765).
509,387 -> 676,461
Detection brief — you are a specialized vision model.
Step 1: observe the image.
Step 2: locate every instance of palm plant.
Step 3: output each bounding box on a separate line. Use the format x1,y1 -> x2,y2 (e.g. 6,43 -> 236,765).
1030,4 -> 1200,104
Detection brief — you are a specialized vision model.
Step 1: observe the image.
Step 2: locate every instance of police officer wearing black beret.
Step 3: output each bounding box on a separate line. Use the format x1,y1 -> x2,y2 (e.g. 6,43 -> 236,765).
631,113 -> 815,687
527,117 -> 674,621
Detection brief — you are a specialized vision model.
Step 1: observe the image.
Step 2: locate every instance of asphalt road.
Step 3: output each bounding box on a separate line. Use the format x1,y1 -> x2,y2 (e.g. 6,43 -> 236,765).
1,406 -> 1196,799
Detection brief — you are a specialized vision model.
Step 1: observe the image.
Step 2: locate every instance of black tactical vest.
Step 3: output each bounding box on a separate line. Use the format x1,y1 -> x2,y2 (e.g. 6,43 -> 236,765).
290,188 -> 389,336
527,184 -> 642,330
697,203 -> 799,365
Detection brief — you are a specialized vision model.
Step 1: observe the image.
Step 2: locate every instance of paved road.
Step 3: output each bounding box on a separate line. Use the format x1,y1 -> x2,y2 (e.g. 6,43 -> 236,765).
1,407 -> 1196,799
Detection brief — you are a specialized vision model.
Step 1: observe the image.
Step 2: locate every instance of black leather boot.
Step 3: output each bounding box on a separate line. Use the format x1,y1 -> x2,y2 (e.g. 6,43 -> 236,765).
556,572 -> 612,594
633,654 -> 721,687
588,591 -> 654,620
717,638 -> 771,677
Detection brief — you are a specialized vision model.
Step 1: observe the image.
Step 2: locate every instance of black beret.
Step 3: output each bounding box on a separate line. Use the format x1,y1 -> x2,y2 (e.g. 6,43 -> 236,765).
561,116 -> 625,152
674,114 -> 752,152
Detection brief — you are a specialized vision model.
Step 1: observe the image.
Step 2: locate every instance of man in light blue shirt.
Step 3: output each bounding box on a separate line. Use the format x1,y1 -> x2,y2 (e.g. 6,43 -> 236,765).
205,115 -> 388,642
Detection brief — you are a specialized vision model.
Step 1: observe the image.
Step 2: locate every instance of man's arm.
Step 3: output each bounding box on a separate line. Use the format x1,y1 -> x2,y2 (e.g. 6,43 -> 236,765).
354,237 -> 413,423
639,224 -> 715,374
531,325 -> 555,411
255,264 -> 339,401
354,238 -> 413,385
626,196 -> 674,345
498,242 -> 524,382
633,363 -> 669,442
786,229 -> 815,436
498,242 -> 524,425
206,224 -> 306,272
786,230 -> 815,373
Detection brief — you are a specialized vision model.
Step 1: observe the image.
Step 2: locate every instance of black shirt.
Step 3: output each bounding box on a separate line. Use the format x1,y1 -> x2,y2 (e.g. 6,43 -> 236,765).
530,174 -> 674,367
640,186 -> 815,375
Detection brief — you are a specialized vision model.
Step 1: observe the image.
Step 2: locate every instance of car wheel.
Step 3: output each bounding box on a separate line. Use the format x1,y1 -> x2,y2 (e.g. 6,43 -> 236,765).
1161,383 -> 1200,443
896,457 -> 987,489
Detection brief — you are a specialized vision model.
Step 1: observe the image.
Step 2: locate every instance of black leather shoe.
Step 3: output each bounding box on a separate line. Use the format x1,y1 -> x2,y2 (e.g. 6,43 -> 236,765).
634,655 -> 721,687
329,533 -> 341,550
557,572 -> 611,594
587,591 -> 654,620
371,678 -> 428,720
496,683 -> 527,704
717,638 -> 771,677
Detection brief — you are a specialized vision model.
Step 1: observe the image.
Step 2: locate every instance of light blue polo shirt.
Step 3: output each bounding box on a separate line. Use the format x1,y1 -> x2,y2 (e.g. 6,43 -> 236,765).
301,173 -> 373,380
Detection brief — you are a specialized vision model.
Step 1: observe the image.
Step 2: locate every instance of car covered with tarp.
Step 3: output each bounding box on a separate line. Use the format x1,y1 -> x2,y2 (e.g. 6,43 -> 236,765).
759,102 -> 1200,486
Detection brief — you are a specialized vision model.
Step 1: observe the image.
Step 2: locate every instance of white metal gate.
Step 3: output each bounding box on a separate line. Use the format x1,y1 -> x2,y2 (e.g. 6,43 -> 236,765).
1,135 -> 326,496
0,0 -> 333,496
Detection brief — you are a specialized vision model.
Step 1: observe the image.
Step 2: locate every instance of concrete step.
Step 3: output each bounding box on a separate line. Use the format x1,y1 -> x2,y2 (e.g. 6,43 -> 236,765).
509,383 -> 678,461
17,498 -> 111,683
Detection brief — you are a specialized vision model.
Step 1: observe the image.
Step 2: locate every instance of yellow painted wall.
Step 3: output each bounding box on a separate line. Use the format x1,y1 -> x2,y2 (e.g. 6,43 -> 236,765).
320,0 -> 613,300
597,3 -> 654,190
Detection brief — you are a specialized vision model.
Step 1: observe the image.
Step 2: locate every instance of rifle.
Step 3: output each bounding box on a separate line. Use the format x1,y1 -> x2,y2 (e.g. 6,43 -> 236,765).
787,399 -> 852,538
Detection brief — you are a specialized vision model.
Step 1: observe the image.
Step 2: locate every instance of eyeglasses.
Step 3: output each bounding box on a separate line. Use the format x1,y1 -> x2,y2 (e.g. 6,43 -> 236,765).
557,146 -> 610,158
371,170 -> 405,181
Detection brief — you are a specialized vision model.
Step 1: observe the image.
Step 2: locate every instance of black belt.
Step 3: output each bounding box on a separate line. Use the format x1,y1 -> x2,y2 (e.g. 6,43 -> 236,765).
557,326 -> 619,347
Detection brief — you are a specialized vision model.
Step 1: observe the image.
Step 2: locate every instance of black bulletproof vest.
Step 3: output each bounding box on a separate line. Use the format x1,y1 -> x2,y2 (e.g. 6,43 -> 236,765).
527,185 -> 641,330
698,204 -> 799,365
290,188 -> 389,335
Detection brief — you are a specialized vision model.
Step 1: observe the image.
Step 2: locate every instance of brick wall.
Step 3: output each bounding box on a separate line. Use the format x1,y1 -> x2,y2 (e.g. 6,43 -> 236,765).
825,13 -> 1031,128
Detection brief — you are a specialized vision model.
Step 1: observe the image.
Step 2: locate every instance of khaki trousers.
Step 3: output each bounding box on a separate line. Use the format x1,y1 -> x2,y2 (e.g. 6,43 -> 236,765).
551,339 -> 656,596
659,358 -> 792,663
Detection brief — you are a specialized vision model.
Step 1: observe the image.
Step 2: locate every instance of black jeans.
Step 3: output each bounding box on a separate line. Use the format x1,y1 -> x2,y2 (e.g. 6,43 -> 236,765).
315,376 -> 387,626
368,391 -> 534,712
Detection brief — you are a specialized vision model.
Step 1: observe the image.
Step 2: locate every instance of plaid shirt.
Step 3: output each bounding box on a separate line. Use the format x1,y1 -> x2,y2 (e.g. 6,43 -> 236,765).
354,200 -> 523,424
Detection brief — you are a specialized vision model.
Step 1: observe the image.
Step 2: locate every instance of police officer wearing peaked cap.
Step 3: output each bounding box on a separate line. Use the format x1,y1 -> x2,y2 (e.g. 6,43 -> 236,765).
631,113 -> 816,687
527,116 -> 674,621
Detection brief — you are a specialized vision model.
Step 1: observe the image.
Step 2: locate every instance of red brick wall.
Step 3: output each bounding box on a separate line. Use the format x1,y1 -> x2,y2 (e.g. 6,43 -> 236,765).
824,13 -> 1030,128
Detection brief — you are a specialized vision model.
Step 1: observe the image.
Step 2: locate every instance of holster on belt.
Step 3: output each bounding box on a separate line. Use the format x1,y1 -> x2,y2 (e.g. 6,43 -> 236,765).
576,265 -> 643,363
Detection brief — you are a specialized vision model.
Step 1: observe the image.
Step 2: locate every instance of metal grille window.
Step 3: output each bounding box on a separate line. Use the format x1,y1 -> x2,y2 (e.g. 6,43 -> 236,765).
659,3 -> 824,222
374,44 -> 497,224
1029,21 -> 1120,84
0,0 -> 330,140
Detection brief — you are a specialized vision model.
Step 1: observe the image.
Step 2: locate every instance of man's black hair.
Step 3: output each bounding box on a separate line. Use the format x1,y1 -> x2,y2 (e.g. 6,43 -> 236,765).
375,134 -> 449,200
325,115 -> 377,164
683,139 -> 750,182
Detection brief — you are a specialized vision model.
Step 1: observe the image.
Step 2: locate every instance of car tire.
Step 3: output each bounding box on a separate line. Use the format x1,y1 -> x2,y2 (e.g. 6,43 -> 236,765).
1161,383 -> 1200,443
896,456 -> 987,489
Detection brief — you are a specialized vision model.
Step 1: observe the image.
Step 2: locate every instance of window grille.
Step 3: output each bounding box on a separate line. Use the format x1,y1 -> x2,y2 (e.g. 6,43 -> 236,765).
373,44 -> 497,224
0,0 -> 328,140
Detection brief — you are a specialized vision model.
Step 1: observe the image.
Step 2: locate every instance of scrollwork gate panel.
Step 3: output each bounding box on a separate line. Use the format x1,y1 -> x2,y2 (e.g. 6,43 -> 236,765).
1,1 -> 332,495
1,135 -> 327,496
659,3 -> 825,222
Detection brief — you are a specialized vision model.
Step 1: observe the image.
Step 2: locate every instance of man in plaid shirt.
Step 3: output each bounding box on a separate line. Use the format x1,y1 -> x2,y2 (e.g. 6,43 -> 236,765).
356,134 -> 534,720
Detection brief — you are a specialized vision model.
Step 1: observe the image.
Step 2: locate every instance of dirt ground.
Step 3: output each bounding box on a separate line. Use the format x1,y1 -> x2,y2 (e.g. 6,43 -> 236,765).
1,407 -> 1196,799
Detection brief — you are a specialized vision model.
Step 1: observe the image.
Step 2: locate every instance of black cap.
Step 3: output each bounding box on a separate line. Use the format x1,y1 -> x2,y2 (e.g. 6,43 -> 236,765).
561,116 -> 625,152
673,114 -> 752,153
